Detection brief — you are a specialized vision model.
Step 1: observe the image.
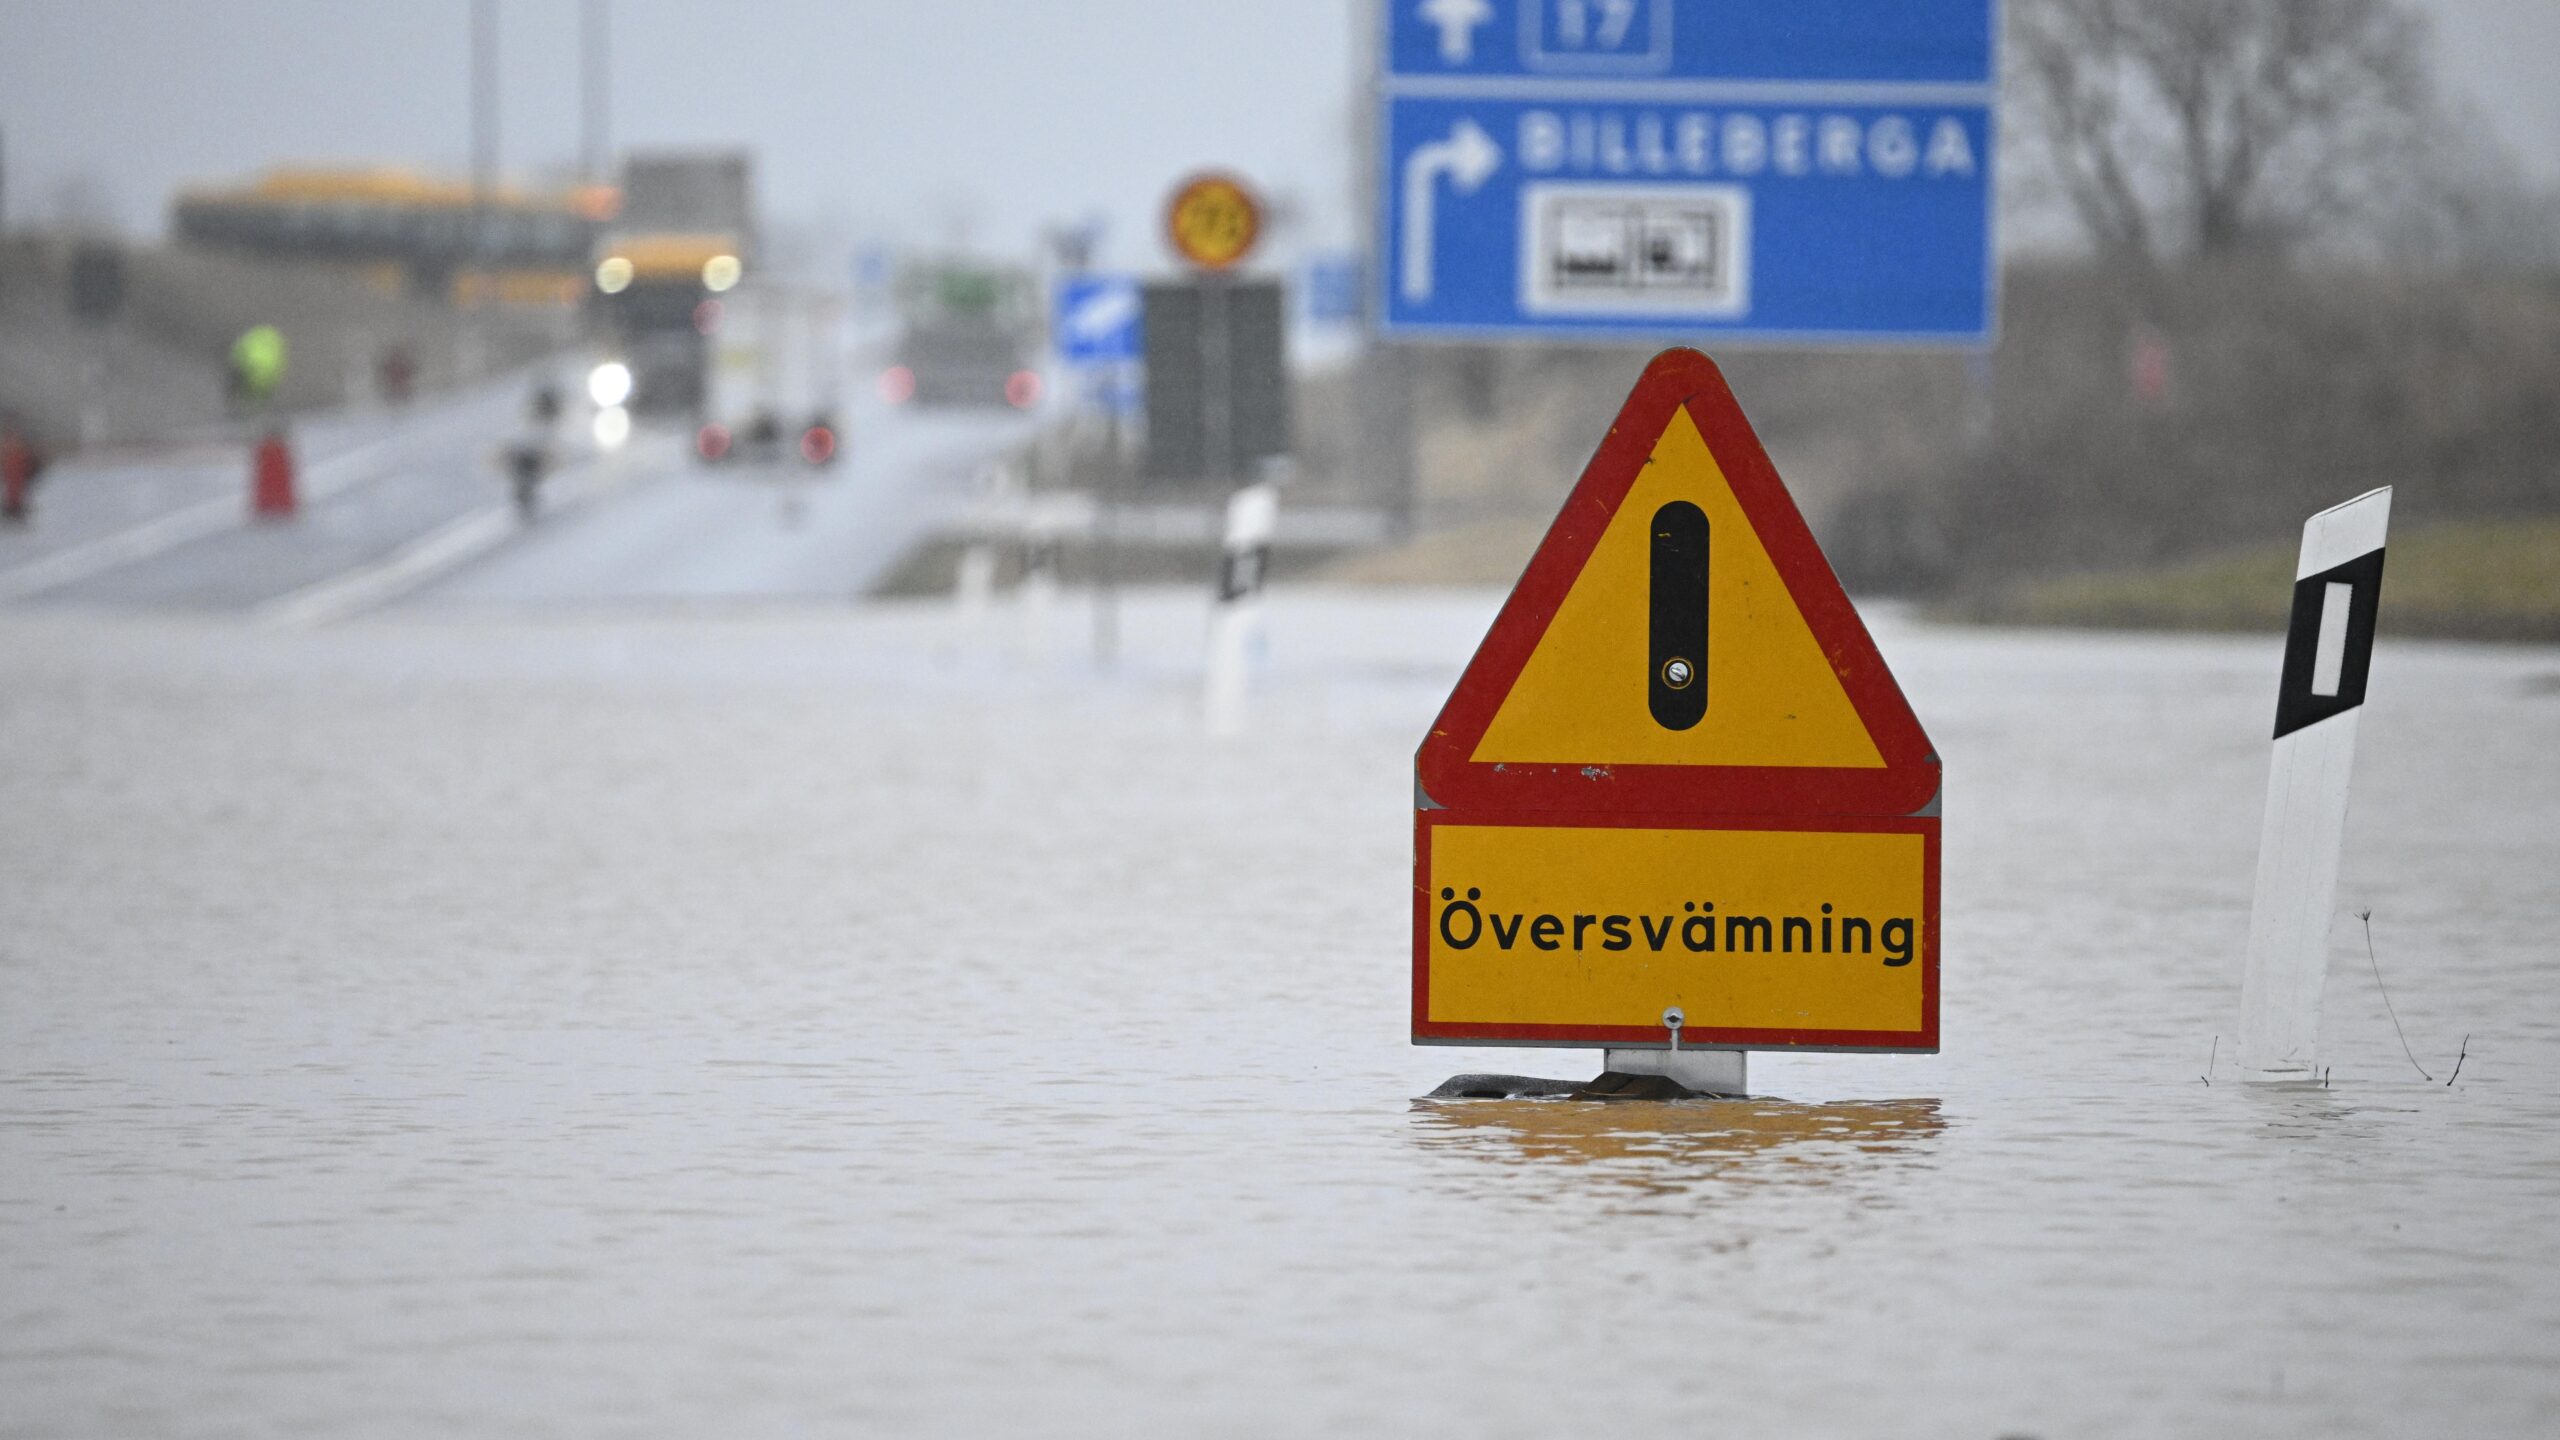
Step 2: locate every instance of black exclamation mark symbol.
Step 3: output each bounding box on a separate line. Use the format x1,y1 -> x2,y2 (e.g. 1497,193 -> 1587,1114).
1649,501 -> 1708,731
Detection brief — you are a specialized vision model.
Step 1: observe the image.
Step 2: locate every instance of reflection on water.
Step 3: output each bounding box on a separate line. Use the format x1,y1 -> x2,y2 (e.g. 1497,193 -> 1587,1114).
2232,1078 -> 2419,1142
1408,1097 -> 1946,1201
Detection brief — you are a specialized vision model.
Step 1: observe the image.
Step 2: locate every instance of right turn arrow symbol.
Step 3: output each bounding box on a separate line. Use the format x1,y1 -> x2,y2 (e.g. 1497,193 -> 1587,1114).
1400,118 -> 1503,304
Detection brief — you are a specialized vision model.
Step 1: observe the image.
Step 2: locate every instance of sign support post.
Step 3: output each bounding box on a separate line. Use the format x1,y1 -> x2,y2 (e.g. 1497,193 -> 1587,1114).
1152,171 -> 1291,733
1604,1018 -> 1746,1096
1046,274 -> 1144,670
1200,271 -> 1233,487
1093,402 -> 1125,670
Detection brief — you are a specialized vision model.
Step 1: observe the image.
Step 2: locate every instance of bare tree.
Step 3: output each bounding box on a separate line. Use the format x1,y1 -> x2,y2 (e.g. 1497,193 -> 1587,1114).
2012,0 -> 2442,265
2377,103 -> 2560,274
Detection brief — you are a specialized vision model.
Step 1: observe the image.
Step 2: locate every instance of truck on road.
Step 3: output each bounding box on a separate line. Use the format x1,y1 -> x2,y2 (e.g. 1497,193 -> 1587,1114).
878,259 -> 1040,411
590,150 -> 754,418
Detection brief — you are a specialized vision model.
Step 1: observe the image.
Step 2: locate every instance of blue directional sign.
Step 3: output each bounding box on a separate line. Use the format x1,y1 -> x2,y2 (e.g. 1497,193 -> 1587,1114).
1052,274 -> 1143,365
1083,364 -> 1143,420
1379,0 -> 1996,343
1302,253 -> 1365,324
853,242 -> 895,300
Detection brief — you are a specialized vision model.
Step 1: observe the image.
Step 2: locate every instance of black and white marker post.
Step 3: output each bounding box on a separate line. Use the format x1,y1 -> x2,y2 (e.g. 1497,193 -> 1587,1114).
1204,480 -> 1277,737
2235,486 -> 2390,1081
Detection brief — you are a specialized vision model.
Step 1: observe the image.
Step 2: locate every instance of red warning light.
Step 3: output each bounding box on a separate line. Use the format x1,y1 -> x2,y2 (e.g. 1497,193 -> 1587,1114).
800,425 -> 836,465
878,365 -> 916,405
696,423 -> 731,460
1005,369 -> 1043,409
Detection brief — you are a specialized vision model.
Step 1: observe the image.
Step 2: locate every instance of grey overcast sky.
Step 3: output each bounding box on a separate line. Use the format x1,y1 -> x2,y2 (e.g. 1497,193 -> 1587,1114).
2,0 -> 2553,270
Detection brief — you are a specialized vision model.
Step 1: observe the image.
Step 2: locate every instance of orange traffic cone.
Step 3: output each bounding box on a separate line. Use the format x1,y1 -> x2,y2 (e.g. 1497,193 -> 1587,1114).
251,428 -> 297,518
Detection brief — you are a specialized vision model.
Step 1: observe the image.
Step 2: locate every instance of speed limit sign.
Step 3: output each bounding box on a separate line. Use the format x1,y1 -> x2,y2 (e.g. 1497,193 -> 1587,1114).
1165,172 -> 1262,272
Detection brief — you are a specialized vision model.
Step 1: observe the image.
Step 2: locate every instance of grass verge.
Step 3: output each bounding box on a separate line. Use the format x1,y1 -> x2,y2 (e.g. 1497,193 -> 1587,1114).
1942,517 -> 2560,642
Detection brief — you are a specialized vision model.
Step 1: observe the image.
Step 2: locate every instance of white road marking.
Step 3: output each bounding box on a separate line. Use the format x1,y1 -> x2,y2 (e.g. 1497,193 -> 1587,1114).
0,381 -> 527,601
250,507 -> 518,629
0,433 -> 403,599
251,451 -> 633,628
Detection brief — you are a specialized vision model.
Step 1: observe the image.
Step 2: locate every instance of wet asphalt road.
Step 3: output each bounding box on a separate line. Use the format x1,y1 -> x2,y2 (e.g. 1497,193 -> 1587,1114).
0,365 -> 1033,616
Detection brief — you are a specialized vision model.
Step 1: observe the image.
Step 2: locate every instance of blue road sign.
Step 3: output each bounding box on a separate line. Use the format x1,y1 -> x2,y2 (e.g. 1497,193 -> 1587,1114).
1052,274 -> 1143,365
1085,363 -> 1143,420
853,243 -> 895,297
1389,0 -> 1992,85
1378,0 -> 1996,344
1303,253 -> 1364,324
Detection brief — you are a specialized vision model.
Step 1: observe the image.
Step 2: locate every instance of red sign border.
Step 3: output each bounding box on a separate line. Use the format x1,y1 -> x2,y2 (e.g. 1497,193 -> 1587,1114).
1411,807 -> 1940,1053
1414,348 -> 1939,818
1163,170 -> 1263,273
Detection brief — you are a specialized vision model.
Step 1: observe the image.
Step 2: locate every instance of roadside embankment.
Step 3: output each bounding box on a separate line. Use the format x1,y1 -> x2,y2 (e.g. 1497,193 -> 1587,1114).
1304,515 -> 1548,587
1938,517 -> 2560,642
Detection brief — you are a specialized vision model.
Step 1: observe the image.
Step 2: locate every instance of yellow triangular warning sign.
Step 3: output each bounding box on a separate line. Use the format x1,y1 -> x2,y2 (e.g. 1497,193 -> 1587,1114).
1417,349 -> 1937,817
1473,404 -> 1886,770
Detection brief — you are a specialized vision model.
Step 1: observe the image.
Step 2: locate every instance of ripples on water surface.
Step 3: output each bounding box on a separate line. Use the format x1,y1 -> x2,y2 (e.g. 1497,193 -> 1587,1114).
3,596 -> 2557,1437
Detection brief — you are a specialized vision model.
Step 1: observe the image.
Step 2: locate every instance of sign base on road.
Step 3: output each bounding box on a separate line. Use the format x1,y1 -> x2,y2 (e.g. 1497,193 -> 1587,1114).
1601,1046 -> 1745,1096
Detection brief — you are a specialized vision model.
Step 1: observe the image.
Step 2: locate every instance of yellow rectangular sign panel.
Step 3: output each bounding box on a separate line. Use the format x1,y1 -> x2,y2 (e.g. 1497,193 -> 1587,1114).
1416,818 -> 1938,1050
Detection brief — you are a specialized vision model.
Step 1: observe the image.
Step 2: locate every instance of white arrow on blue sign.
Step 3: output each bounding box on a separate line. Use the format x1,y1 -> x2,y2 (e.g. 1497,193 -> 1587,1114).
1053,274 -> 1144,366
1379,0 -> 1997,344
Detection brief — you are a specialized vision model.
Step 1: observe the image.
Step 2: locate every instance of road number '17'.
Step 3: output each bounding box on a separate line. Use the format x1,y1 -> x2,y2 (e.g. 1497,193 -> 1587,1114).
1549,0 -> 1641,50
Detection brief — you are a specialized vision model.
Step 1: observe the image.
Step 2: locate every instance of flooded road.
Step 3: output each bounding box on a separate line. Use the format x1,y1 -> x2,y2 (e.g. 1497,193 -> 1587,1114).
5,594 -> 2557,1437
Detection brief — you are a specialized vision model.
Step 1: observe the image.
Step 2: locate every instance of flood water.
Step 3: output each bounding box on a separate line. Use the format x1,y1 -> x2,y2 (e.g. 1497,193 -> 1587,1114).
5,593 -> 2558,1437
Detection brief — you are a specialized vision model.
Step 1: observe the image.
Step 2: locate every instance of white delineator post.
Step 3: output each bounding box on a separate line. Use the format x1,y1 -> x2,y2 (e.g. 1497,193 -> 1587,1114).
952,461 -> 1014,655
2236,487 -> 2391,1081
953,544 -> 997,627
1018,518 -> 1061,666
1204,481 -> 1278,737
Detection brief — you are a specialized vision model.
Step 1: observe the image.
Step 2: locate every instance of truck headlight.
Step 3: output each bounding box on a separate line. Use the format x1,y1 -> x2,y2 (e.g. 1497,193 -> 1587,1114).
587,361 -> 634,408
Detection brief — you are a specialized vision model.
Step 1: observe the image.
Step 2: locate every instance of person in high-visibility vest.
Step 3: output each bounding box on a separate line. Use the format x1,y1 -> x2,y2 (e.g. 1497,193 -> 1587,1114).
228,325 -> 288,412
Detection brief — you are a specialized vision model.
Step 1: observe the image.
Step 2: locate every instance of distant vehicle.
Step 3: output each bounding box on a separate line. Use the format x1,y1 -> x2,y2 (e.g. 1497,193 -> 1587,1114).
692,282 -> 844,473
799,412 -> 840,468
695,407 -> 841,472
882,260 -> 1042,410
590,150 -> 755,418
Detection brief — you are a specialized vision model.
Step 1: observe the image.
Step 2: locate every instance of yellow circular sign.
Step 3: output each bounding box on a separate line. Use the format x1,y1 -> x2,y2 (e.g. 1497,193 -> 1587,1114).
1165,173 -> 1261,271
